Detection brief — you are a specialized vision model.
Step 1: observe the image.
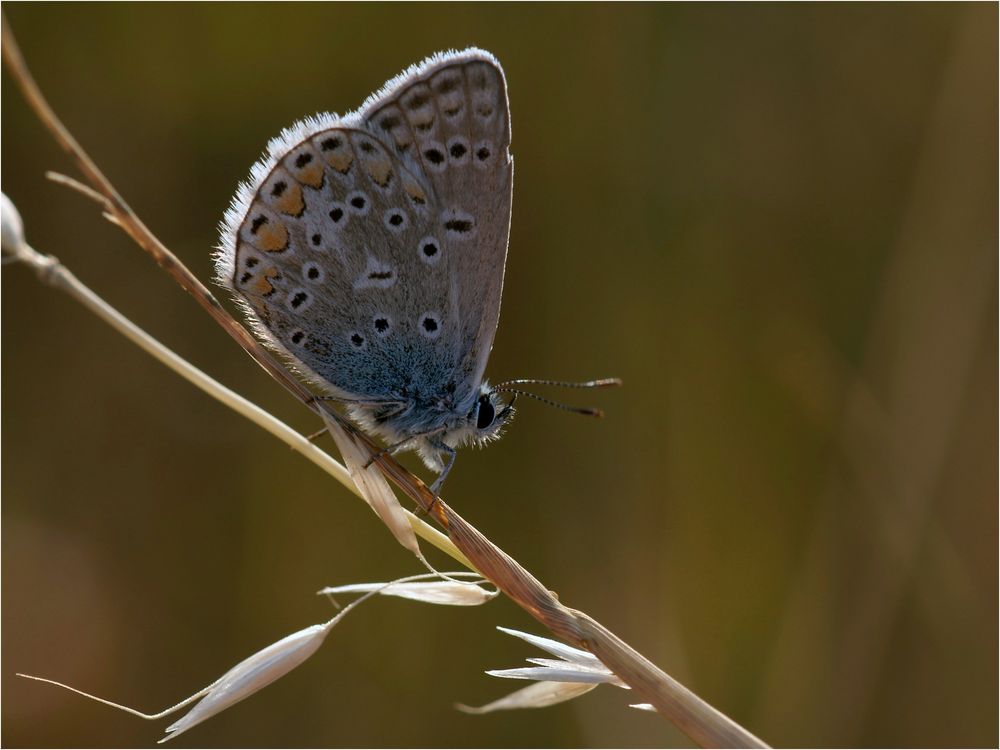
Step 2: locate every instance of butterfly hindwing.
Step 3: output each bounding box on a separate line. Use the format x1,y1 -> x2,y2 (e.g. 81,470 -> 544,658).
230,126 -> 461,401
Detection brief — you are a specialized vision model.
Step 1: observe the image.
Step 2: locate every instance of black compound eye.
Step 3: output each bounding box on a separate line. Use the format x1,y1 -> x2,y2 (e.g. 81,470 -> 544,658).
476,395 -> 495,430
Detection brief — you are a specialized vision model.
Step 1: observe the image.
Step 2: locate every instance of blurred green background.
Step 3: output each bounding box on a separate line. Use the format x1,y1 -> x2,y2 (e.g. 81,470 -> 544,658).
3,4 -> 996,747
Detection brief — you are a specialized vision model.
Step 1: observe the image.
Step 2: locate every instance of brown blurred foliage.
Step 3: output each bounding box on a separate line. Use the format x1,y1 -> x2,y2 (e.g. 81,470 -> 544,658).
2,4 -> 996,747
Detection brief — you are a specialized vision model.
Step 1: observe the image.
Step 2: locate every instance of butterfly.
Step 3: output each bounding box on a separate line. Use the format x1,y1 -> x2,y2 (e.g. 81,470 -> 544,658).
217,48 -> 616,494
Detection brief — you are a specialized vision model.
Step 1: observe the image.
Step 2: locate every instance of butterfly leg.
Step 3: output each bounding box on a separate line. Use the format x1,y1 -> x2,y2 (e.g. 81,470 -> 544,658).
309,395 -> 408,410
363,420 -> 455,470
307,397 -> 407,446
363,436 -> 417,469
305,426 -> 329,443
428,440 -> 458,497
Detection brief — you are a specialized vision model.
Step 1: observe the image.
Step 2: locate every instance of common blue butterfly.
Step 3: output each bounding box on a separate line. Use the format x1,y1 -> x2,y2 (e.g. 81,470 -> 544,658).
217,49 -> 616,493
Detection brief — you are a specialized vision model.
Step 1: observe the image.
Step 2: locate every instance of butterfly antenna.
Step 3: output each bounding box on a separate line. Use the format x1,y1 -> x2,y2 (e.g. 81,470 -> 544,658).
494,388 -> 606,418
494,377 -> 623,390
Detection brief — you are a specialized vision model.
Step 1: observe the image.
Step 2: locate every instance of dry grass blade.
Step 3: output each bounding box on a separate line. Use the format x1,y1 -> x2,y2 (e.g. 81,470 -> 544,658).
320,410 -> 422,558
457,682 -> 599,714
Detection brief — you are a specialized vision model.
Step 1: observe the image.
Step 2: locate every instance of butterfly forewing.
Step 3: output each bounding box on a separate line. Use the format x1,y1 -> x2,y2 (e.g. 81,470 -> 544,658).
364,51 -> 513,407
223,49 -> 512,419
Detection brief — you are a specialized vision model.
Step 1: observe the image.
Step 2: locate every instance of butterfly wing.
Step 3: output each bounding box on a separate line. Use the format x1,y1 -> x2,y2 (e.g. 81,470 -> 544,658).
220,125 -> 447,403
362,49 -> 513,409
217,49 -> 512,416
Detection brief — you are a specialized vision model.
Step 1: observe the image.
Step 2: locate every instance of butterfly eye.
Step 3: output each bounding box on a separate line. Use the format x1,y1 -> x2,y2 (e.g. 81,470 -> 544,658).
476,395 -> 496,430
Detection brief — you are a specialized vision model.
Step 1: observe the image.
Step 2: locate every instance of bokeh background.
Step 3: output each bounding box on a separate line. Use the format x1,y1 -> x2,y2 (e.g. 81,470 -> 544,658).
3,4 -> 996,747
